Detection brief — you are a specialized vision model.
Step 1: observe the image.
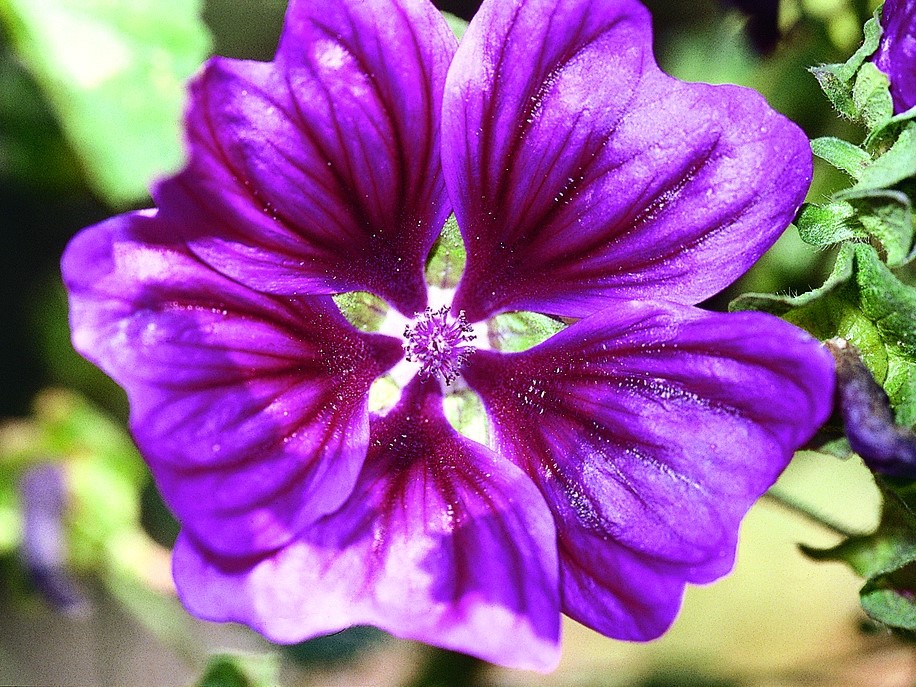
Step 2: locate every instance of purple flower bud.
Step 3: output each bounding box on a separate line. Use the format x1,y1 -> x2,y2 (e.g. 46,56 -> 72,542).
827,338 -> 916,479
19,464 -> 88,615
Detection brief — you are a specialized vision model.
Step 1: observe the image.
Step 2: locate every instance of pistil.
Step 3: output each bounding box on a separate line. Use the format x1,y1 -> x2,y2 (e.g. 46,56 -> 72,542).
403,305 -> 476,385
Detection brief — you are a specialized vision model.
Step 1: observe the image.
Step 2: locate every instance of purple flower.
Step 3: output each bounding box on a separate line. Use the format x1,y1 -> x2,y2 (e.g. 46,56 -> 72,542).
62,0 -> 835,671
874,0 -> 916,114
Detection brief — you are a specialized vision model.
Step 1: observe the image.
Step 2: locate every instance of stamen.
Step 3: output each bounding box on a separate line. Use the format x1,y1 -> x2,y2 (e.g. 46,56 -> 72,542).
403,305 -> 476,385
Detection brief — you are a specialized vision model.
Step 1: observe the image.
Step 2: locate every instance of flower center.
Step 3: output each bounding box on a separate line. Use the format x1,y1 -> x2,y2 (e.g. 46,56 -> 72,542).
403,305 -> 476,385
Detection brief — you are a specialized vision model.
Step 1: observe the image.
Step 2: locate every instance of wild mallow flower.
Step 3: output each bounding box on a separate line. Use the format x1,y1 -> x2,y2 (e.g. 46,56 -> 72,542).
874,0 -> 916,113
62,0 -> 835,672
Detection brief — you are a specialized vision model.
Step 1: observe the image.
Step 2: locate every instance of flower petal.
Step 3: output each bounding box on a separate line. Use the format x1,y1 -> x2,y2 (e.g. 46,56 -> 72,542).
173,378 -> 561,672
462,300 -> 834,637
444,0 -> 811,321
874,0 -> 916,114
62,211 -> 403,556
155,0 -> 457,315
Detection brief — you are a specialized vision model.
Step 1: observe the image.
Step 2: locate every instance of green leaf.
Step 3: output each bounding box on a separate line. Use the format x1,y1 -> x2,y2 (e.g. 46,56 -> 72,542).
810,63 -> 858,120
441,11 -> 468,40
810,10 -> 883,120
736,244 -> 916,424
0,0 -> 211,206
796,201 -> 858,246
443,389 -> 488,446
802,481 -> 916,578
809,189 -> 916,266
842,190 -> 914,266
332,291 -> 388,333
810,137 -> 871,178
860,563 -> 916,632
425,215 -> 466,290
838,10 -> 884,83
850,245 -> 916,425
852,62 -> 894,132
731,246 -> 884,371
197,653 -> 279,687
487,311 -> 565,353
802,481 -> 916,634
852,123 -> 916,193
865,107 -> 916,153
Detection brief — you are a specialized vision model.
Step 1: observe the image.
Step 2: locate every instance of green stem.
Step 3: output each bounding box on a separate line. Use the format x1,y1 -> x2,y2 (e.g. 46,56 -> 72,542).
764,488 -> 862,539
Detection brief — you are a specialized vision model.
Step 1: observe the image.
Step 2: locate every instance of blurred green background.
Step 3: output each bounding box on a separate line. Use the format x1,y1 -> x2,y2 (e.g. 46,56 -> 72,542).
0,0 -> 912,685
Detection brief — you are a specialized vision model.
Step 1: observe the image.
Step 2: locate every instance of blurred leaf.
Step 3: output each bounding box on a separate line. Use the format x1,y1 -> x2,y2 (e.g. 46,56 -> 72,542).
860,563 -> 916,632
810,136 -> 871,178
487,311 -> 565,353
332,291 -> 388,333
802,481 -> 916,634
441,11 -> 467,40
0,41 -> 78,189
197,653 -> 279,687
0,0 -> 211,206
284,627 -> 387,667
425,215 -> 466,290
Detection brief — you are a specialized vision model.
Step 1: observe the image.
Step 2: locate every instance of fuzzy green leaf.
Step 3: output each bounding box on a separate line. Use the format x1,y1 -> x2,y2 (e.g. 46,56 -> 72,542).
833,190 -> 915,266
732,243 -> 916,424
810,137 -> 872,178
853,123 -> 916,193
197,654 -> 279,687
0,0 -> 211,206
852,62 -> 894,132
810,10 -> 883,120
796,201 -> 858,246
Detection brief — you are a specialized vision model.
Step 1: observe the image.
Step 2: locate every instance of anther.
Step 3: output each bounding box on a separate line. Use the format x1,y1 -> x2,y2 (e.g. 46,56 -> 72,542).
403,305 -> 476,385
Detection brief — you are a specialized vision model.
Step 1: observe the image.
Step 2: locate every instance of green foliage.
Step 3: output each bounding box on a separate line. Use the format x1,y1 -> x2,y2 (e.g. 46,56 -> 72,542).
196,653 -> 279,687
734,244 -> 916,425
0,389 -> 148,569
738,4 -> 916,633
487,311 -> 565,353
802,480 -> 916,635
810,9 -> 885,124
0,0 -> 211,206
441,11 -> 468,41
425,215 -> 467,290
333,291 -> 389,333
810,136 -> 871,178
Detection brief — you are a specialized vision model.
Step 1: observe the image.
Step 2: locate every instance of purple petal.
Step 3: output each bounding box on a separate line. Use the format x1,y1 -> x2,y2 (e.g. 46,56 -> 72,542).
443,0 -> 811,321
874,0 -> 916,114
462,300 -> 834,638
155,0 -> 457,315
62,212 -> 403,556
173,378 -> 561,672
